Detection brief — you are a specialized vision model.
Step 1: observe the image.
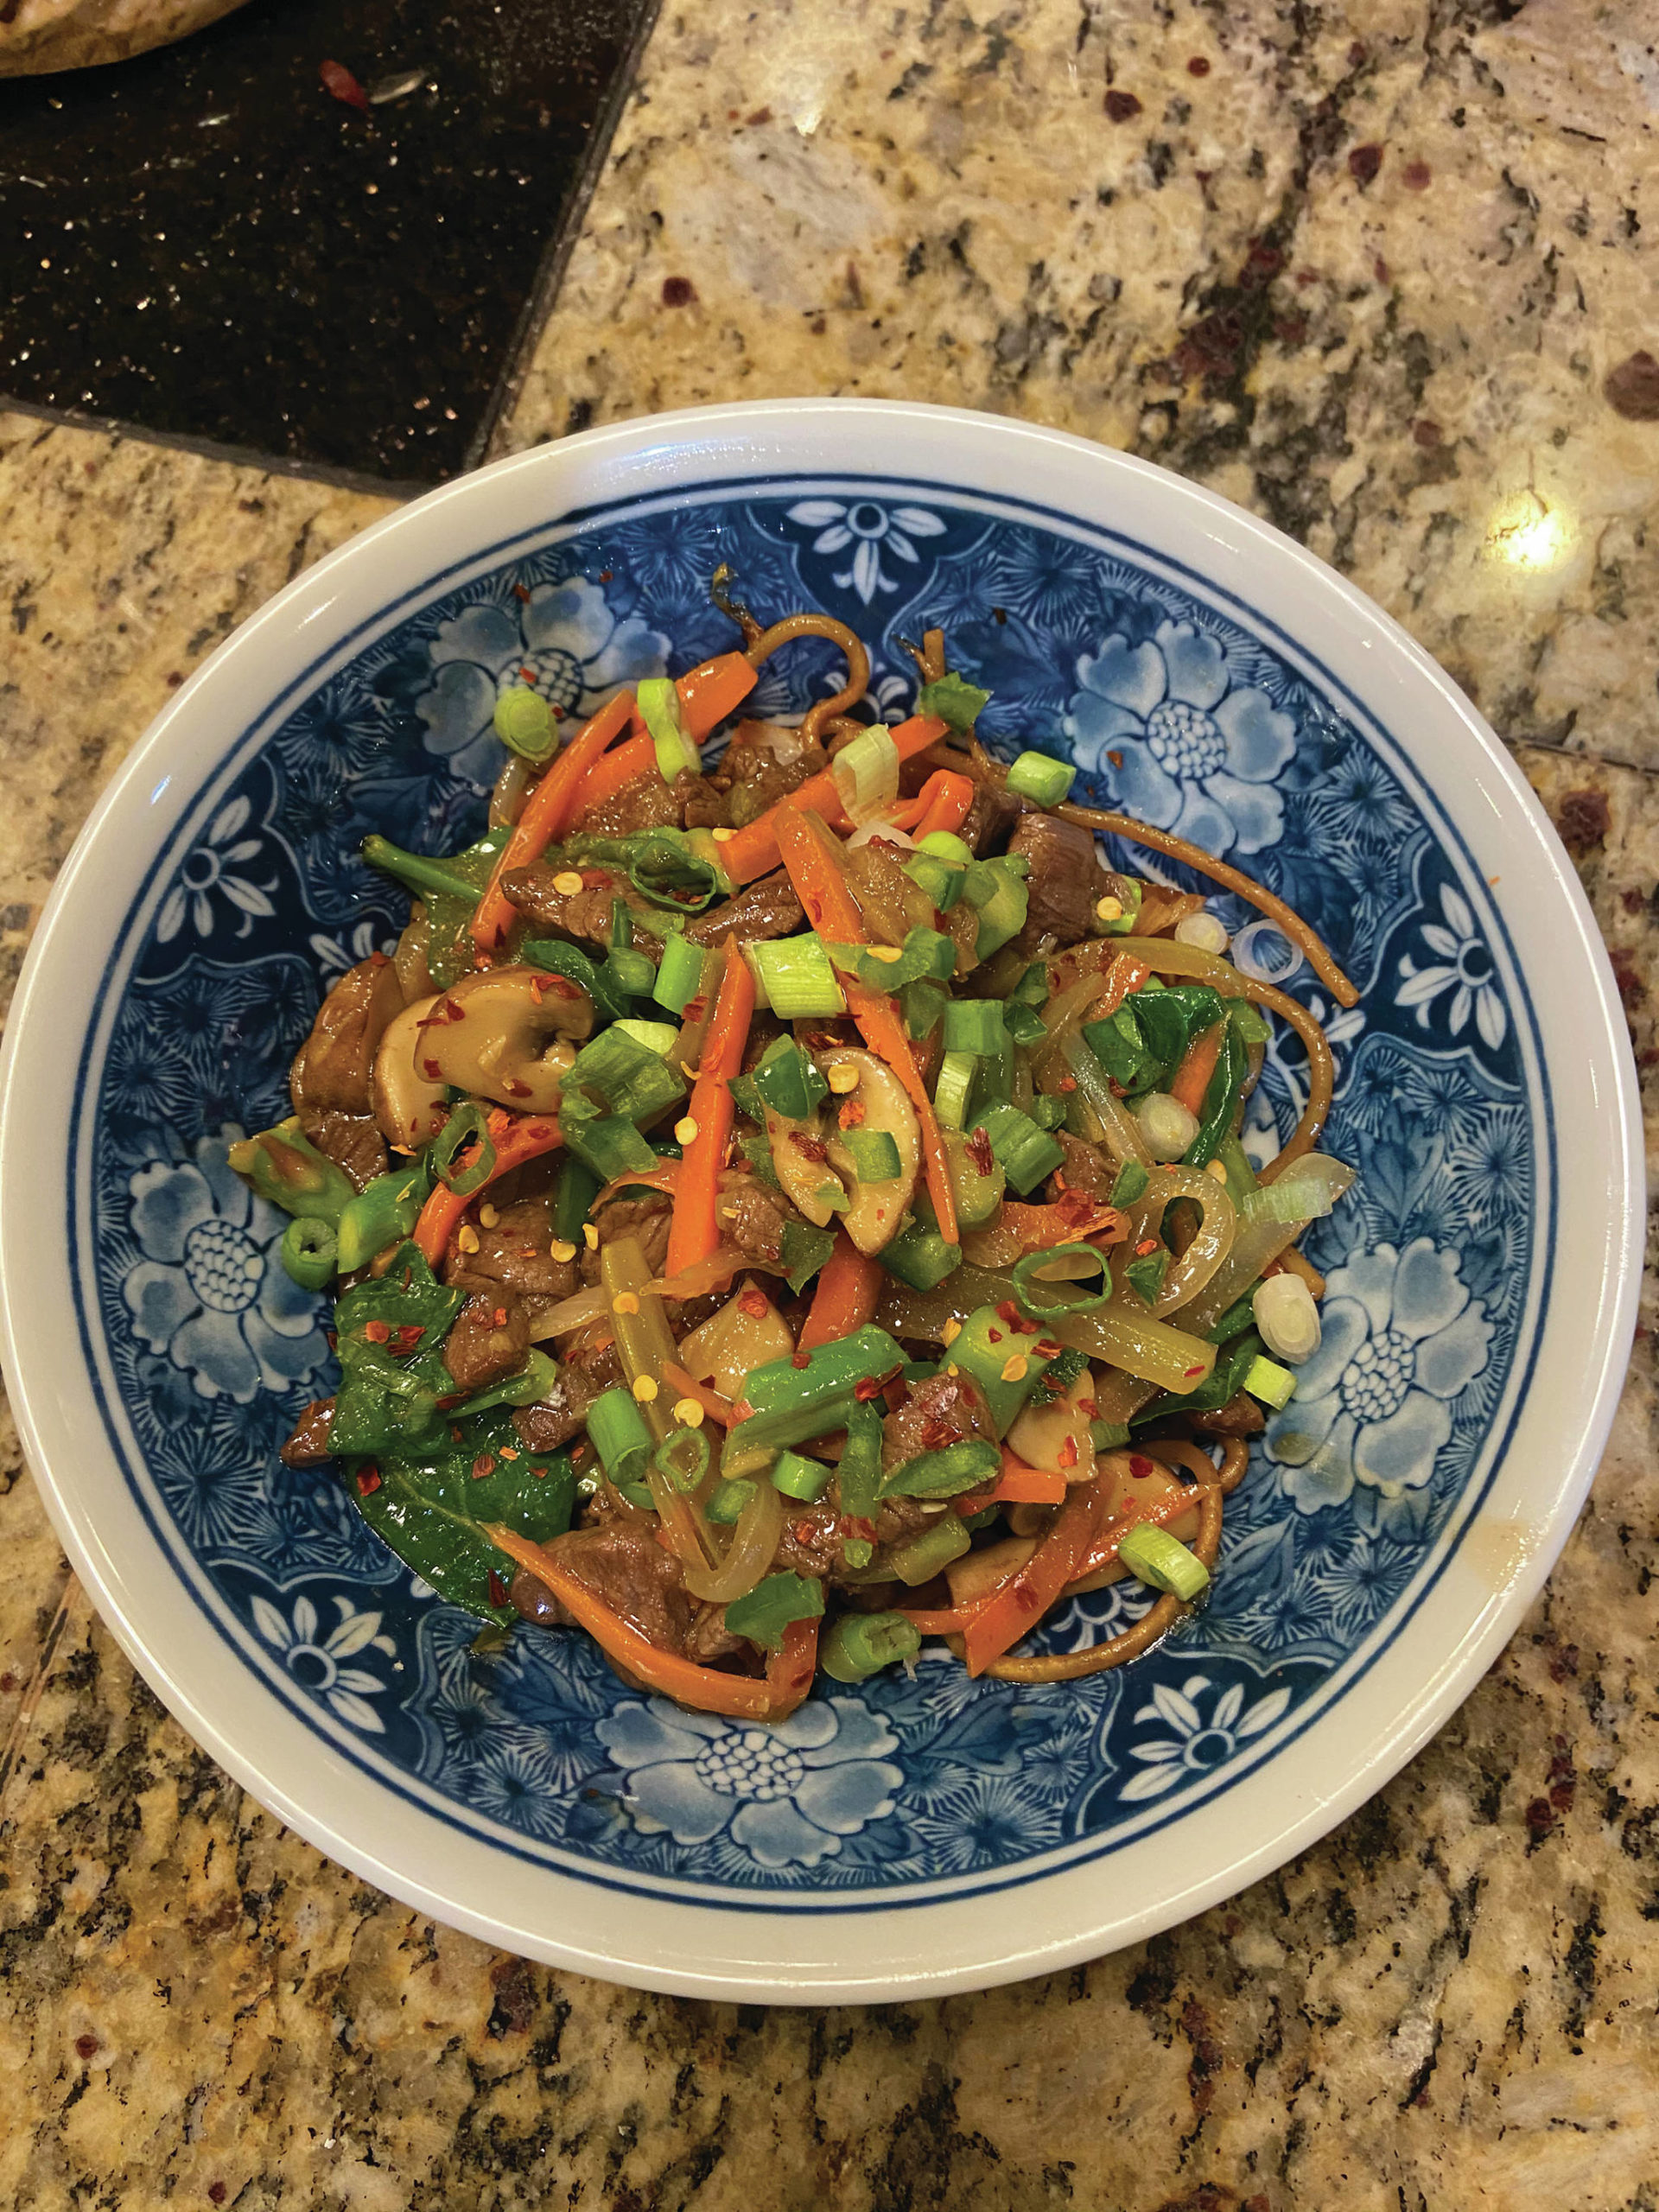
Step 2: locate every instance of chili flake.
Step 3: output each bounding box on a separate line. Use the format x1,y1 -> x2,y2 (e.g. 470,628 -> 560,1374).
791,1351 -> 812,1370
488,1571 -> 510,1608
740,1287 -> 770,1319
837,1099 -> 867,1129
362,1319 -> 391,1344
967,1126 -> 995,1177
471,1452 -> 497,1481
355,1465 -> 382,1497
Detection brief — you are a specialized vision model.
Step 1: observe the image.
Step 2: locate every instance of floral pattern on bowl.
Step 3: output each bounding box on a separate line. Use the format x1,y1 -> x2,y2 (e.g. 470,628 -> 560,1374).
76,476 -> 1540,1898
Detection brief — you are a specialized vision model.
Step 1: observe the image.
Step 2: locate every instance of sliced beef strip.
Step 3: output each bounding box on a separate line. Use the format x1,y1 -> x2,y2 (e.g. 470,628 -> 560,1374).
498,863 -> 655,951
297,1106 -> 389,1193
290,952 -> 404,1117
959,774 -> 1030,856
442,1285 -> 532,1394
540,1522 -> 691,1655
576,771 -> 683,840
442,1196 -> 580,1310
582,1196 -> 672,1283
1186,1391 -> 1265,1439
677,771 -> 732,831
716,728 -> 826,827
714,1180 -> 804,1267
681,872 -> 805,950
880,1369 -> 998,1471
512,1336 -> 626,1452
1006,812 -> 1102,958
281,1396 -> 336,1467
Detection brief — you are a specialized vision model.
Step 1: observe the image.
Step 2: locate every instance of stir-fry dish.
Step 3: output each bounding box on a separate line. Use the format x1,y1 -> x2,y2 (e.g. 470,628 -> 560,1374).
237,597 -> 1357,1722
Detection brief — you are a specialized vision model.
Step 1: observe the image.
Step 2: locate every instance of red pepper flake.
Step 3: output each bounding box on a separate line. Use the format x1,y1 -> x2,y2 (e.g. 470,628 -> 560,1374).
837,1099 -> 867,1129
547,976 -> 582,1001
570,1440 -> 592,1465
996,1300 -> 1021,1325
791,1351 -> 812,1370
1078,1396 -> 1098,1418
513,583 -> 531,603
790,1130 -> 830,1162
1058,1076 -> 1078,1094
1185,1364 -> 1205,1377
356,1465 -> 382,1497
920,1419 -> 959,1450
988,1327 -> 1004,1344
740,1287 -> 771,1319
501,1446 -> 520,1461
1135,1237 -> 1160,1256
1129,1455 -> 1155,1479
362,1319 -> 391,1344
730,1400 -> 755,1421
967,1126 -> 995,1177
791,1518 -> 817,1544
320,58 -> 369,110
488,1570 -> 510,1608
842,1516 -> 877,1540
1058,1434 -> 1079,1470
502,1077 -> 532,1098
325,1330 -> 338,1351
442,995 -> 467,1020
472,1452 -> 497,1480
393,1324 -> 426,1353
422,1057 -> 443,1079
492,1307 -> 508,1329
855,1365 -> 901,1402
1107,749 -> 1123,769
683,996 -> 707,1021
519,665 -> 537,683
580,870 -> 613,890
450,1424 -> 465,1444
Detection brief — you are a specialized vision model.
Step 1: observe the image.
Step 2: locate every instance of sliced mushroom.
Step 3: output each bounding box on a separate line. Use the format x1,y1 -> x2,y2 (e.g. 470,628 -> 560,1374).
819,1046 -> 921,1255
372,995 -> 450,1152
290,952 -> 404,1116
416,964 -> 593,1113
1067,1450 -> 1202,1594
764,1103 -> 848,1228
1006,1363 -> 1099,1489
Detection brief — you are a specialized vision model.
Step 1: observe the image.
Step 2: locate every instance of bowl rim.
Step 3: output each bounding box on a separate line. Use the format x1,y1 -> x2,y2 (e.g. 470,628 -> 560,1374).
0,397 -> 1642,2000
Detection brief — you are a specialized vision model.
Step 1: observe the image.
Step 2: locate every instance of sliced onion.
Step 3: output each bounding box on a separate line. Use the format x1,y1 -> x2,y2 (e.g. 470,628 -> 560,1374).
526,1284 -> 610,1340
683,1475 -> 785,1604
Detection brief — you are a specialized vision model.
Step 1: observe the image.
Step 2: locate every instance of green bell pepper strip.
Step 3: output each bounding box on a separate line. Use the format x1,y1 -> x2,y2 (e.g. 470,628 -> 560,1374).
881,1437 -> 1000,1499
879,1217 -> 963,1292
336,1158 -> 433,1274
429,1101 -> 497,1198
741,1327 -> 905,1419
835,1399 -> 885,1522
778,1219 -> 837,1294
228,1118 -> 356,1228
723,1571 -> 825,1651
887,1516 -> 972,1586
944,1306 -> 1064,1433
1012,1243 -> 1112,1319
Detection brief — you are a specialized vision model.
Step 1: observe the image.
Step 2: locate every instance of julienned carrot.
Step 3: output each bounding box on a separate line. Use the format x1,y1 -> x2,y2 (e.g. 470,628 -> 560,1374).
1170,1020 -> 1225,1117
662,1361 -> 735,1427
718,714 -> 949,884
484,1524 -> 819,1717
628,651 -> 758,743
412,1109 -> 564,1265
772,809 -> 959,1243
472,689 -> 636,954
569,733 -> 659,827
959,1478 -> 1107,1675
798,1231 -> 886,1351
665,936 -> 755,1278
1096,952 -> 1149,1020
994,1457 -> 1069,1503
898,771 -> 976,841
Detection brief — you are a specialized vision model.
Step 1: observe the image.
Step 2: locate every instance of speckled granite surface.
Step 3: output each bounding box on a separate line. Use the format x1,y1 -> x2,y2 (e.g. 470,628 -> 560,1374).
3,1 -> 1656,2204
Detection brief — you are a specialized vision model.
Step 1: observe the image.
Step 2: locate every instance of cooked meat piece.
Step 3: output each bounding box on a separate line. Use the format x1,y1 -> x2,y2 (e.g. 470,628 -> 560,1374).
442,1286 -> 531,1394
543,1522 -> 691,1654
498,862 -> 654,950
772,1487 -> 944,1582
1046,1130 -> 1117,1204
682,872 -> 806,950
1187,1391 -> 1266,1439
1006,813 -> 1101,957
298,1106 -> 389,1193
881,1369 -> 998,1471
442,1195 -> 580,1310
686,1601 -> 748,1663
290,953 -> 404,1117
717,726 -> 826,827
714,1180 -> 804,1266
577,771 -> 682,840
676,769 -> 731,831
959,775 -> 1029,856
281,1396 -> 336,1467
509,1566 -> 575,1629
582,1196 -> 672,1281
512,1337 -> 625,1452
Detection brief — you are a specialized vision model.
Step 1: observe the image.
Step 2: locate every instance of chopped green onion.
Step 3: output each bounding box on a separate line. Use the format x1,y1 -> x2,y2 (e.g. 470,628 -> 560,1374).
1135,1090 -> 1200,1163
1123,1249 -> 1171,1306
976,1103 -> 1065,1194
917,670 -> 991,731
613,1017 -> 679,1057
906,854 -> 965,912
1244,1353 -> 1297,1409
723,1570 -> 825,1651
1005,749 -> 1076,806
280,1215 -> 337,1291
565,1025 -> 687,1124
1012,961 -> 1050,1007
1216,1135 -> 1257,1205
588,1386 -> 655,1491
1012,1243 -> 1112,1318
965,857 -> 1030,959
879,1217 -> 963,1291
888,1516 -> 972,1586
1084,1007 -> 1160,1092
841,1128 -> 903,1181
820,1611 -> 923,1682
606,946 -> 657,998
841,1535 -> 875,1569
1029,1096 -> 1066,1131
830,723 -> 900,826
749,933 -> 848,1020
944,1306 -> 1062,1433
827,926 -> 957,992
1226,997 -> 1272,1046
706,1478 -> 757,1526
635,676 -> 700,782
493,685 -> 557,764
770,1451 -> 832,1503
336,1160 -> 430,1273
1238,1174 -> 1342,1224
1206,1287 -> 1260,1344
943,999 -> 1009,1055
900,978 -> 950,1039
1001,1000 -> 1048,1048
653,1425 -> 711,1493
882,1437 -> 1000,1498
918,830 -> 975,868
836,1399 -> 885,1521
1118,1523 -> 1211,1601
652,931 -> 704,1015
742,1326 -> 904,1420
562,1113 -> 658,1181
752,1037 -> 830,1121
227,1120 -> 356,1227
1108,1160 -> 1151,1208
431,1102 -> 497,1197
934,1051 -> 976,1129
551,1158 -> 601,1249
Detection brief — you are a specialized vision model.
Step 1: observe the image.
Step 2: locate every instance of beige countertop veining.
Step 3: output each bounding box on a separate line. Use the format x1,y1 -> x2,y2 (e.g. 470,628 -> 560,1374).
3,2 -> 1657,2205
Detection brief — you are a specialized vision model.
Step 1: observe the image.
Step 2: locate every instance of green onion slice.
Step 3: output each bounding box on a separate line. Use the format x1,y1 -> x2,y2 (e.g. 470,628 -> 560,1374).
1005,749 -> 1077,807
280,1215 -> 338,1291
1012,1242 -> 1113,1318
1118,1522 -> 1211,1601
830,723 -> 899,826
431,1102 -> 496,1196
636,676 -> 700,782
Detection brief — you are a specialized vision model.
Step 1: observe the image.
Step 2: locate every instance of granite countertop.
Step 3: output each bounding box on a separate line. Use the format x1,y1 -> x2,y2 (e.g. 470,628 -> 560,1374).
3,3 -> 1656,2205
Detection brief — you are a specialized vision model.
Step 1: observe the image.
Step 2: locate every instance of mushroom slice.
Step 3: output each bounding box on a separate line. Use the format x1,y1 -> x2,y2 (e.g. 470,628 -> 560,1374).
372,995 -> 450,1152
1006,1362 -> 1098,1488
416,964 -> 594,1113
764,1103 -> 848,1229
820,1046 -> 921,1255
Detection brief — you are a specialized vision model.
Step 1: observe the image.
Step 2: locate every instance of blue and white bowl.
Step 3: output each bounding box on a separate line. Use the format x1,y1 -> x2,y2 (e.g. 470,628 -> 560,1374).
0,402 -> 1638,2000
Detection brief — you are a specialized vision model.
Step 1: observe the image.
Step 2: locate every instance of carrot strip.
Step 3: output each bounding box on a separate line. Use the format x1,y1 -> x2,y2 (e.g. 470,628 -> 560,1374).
593,1159 -> 683,1209
484,1524 -> 817,1717
960,1478 -> 1107,1675
1096,952 -> 1149,1020
773,808 -> 959,1243
1170,1020 -> 1225,1116
412,1109 -> 564,1266
911,771 -> 976,840
568,734 -> 661,827
798,1231 -> 886,1351
628,651 -> 758,744
995,1457 -> 1069,1504
719,715 -> 949,883
662,1362 -> 735,1427
472,689 -> 636,954
665,937 -> 755,1278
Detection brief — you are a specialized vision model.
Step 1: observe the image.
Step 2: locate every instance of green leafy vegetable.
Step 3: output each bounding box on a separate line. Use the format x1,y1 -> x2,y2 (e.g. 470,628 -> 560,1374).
917,670 -> 992,732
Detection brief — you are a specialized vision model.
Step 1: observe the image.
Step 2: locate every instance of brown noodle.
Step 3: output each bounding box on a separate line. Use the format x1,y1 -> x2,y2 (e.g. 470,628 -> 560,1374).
745,613 -> 871,742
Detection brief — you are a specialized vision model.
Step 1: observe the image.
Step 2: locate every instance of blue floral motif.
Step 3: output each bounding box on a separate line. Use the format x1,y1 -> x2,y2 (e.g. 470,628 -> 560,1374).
597,1695 -> 903,1869
1264,1238 -> 1493,1539
74,474 -> 1544,1897
416,577 -> 669,783
1064,618 -> 1296,855
122,1126 -> 329,1404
